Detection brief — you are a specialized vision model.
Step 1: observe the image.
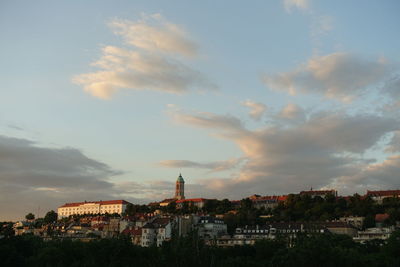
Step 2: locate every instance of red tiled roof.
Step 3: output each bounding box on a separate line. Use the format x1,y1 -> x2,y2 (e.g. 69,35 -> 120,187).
375,213 -> 390,222
367,190 -> 400,197
277,195 -> 288,201
122,227 -> 142,236
60,200 -> 130,208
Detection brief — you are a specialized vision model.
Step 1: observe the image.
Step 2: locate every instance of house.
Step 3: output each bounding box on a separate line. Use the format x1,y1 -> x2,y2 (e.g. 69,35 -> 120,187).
323,221 -> 358,237
177,215 -> 196,237
176,198 -> 209,209
122,226 -> 143,246
141,217 -> 173,247
90,216 -> 109,226
366,190 -> 400,204
197,216 -> 227,239
249,195 -> 287,210
339,216 -> 364,229
353,227 -> 395,243
230,222 -> 327,247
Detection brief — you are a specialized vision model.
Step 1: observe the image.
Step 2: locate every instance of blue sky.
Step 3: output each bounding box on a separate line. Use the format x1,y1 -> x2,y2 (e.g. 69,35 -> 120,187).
1,0 -> 399,220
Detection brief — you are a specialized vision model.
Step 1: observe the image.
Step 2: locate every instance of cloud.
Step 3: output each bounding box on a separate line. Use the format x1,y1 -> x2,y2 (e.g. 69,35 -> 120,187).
278,103 -> 306,121
172,111 -> 245,132
310,15 -> 334,55
262,53 -> 392,101
74,14 -> 215,99
109,15 -> 198,57
311,15 -> 333,36
241,100 -> 267,121
386,131 -> 400,153
383,75 -> 400,100
159,158 -> 244,172
284,0 -> 310,12
0,135 -> 166,220
329,155 -> 400,194
171,109 -> 399,197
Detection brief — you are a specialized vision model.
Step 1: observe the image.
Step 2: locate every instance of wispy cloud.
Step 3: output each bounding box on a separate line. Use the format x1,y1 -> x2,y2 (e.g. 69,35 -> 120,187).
109,14 -> 198,57
241,100 -> 267,121
262,53 -> 392,102
159,158 -> 244,172
73,14 -> 215,99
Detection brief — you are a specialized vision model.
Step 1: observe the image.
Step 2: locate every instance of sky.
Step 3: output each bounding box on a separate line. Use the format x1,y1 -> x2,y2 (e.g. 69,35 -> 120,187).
1,0 -> 400,220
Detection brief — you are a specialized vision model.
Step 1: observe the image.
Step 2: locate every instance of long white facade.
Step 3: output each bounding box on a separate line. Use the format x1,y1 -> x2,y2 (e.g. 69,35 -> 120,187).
57,200 -> 130,218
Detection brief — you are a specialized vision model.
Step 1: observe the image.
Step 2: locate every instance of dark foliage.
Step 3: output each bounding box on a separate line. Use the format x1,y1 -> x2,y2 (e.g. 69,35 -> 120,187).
1,231 -> 399,267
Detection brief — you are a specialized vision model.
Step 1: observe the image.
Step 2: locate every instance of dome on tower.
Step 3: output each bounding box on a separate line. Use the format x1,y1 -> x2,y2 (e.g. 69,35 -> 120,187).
177,173 -> 185,183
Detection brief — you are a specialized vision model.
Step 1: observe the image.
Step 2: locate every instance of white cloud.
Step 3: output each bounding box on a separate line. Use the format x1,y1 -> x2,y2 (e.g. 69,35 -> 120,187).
284,0 -> 310,12
241,100 -> 267,121
172,111 -> 245,133
262,53 -> 392,102
109,15 -> 198,57
74,15 -> 215,99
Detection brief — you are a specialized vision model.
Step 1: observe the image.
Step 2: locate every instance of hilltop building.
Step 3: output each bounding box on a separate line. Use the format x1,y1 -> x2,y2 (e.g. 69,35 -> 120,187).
57,200 -> 131,219
175,173 -> 185,200
366,190 -> 400,204
176,198 -> 208,209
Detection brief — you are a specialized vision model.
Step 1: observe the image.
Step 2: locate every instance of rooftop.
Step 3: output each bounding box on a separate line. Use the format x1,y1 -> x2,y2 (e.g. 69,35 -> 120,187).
60,200 -> 130,208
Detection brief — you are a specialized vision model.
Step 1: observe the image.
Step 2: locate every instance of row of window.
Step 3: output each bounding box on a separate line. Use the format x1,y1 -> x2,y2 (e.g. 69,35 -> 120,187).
59,210 -> 121,216
238,228 -> 325,234
61,205 -> 121,211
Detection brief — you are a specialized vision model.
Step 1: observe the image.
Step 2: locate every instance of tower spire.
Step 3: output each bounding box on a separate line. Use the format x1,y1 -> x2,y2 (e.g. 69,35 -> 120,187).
175,173 -> 185,200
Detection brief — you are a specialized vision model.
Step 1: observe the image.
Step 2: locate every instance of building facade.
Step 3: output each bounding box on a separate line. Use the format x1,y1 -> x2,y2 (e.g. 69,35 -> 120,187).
197,216 -> 227,239
141,217 -> 173,247
176,198 -> 208,209
366,190 -> 400,204
57,200 -> 130,218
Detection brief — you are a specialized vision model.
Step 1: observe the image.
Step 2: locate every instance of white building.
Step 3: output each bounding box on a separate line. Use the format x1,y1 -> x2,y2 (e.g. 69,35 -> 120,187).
57,200 -> 131,218
197,216 -> 227,239
353,227 -> 395,243
141,217 -> 172,247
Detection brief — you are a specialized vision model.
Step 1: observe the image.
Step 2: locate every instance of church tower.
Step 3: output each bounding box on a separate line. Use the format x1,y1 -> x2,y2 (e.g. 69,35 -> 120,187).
175,173 -> 185,200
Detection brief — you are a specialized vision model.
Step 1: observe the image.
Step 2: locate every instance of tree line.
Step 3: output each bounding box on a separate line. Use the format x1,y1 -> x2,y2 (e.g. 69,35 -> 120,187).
0,231 -> 399,266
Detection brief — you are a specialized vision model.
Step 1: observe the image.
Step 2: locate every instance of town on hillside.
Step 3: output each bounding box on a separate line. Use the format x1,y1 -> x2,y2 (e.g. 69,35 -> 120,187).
3,174 -> 400,247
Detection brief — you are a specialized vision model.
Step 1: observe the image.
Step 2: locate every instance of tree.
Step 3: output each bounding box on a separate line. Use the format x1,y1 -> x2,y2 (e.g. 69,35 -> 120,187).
25,213 -> 35,220
44,210 -> 58,224
363,214 -> 375,229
